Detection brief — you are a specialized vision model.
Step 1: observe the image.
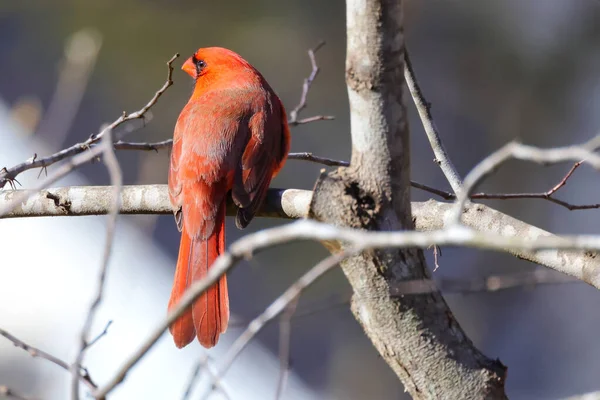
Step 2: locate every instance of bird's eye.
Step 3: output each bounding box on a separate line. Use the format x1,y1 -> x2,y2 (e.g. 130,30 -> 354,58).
192,55 -> 206,76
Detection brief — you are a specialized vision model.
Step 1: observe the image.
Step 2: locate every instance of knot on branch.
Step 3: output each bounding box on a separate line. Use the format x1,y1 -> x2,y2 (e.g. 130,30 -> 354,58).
45,191 -> 72,214
344,181 -> 379,230
345,64 -> 379,92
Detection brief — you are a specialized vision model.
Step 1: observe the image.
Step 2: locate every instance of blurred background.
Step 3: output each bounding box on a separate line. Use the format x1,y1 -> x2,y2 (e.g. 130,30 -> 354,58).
1,0 -> 600,399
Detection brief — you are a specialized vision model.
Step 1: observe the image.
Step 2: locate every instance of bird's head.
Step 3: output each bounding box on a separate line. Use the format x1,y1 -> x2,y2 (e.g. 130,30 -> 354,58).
182,47 -> 254,82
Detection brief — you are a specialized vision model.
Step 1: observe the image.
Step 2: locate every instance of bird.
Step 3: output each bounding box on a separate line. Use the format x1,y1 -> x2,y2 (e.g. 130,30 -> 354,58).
167,47 -> 291,349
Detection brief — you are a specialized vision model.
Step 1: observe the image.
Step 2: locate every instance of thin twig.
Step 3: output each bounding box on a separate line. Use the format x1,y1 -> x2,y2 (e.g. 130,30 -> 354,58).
86,320 -> 113,349
113,139 -> 172,152
181,354 -> 230,400
411,161 -> 599,211
275,297 -> 298,400
205,250 -> 355,399
288,152 -> 349,167
0,328 -> 97,390
404,50 -> 462,193
71,129 -> 123,400
181,361 -> 203,400
287,41 -> 334,126
228,268 -> 578,328
0,53 -> 178,191
450,136 -> 600,224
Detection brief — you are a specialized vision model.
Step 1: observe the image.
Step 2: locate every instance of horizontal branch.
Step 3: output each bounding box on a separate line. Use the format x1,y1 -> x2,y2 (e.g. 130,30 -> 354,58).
0,185 -> 310,219
2,184 -> 599,289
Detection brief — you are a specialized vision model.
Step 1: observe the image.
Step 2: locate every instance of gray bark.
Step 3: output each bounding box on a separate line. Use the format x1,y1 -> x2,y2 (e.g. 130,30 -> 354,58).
308,1 -> 508,398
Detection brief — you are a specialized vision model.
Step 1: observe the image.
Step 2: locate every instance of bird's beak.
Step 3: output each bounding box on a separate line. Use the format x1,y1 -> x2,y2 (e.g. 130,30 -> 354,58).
182,57 -> 196,78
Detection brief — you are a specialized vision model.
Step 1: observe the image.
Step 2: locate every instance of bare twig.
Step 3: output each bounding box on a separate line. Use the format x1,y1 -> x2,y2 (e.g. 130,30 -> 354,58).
287,152 -> 349,167
450,136 -> 600,224
113,139 -> 172,152
0,386 -> 35,400
181,354 -> 230,400
388,268 -> 577,295
229,268 -> 578,328
0,328 -> 97,390
71,129 -> 123,400
275,297 -> 298,400
0,53 -> 178,191
86,320 -> 113,350
181,360 -> 203,400
411,161 -> 600,211
404,50 -> 462,193
205,251 -> 354,399
287,41 -> 334,126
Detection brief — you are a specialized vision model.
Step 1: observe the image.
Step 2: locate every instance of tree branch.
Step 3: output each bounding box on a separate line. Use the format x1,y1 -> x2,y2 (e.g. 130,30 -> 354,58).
404,50 -> 463,193
208,250 -> 354,395
309,0 -> 507,397
0,328 -> 97,391
2,184 -> 599,288
450,137 -> 600,224
71,129 -> 123,400
287,41 -> 335,126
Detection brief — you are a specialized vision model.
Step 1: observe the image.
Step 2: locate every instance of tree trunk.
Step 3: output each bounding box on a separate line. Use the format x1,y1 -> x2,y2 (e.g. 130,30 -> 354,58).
308,1 -> 508,398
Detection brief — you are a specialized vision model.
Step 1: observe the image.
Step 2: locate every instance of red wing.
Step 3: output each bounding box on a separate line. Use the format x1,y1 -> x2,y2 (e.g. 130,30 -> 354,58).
233,96 -> 289,229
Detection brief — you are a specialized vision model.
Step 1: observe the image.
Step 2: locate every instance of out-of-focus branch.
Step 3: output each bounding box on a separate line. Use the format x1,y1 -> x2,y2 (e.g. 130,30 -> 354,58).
228,268 -> 577,328
0,53 -> 179,191
203,251 -> 353,400
71,129 -> 123,400
182,354 -> 230,400
275,297 -> 298,400
287,41 -> 334,126
404,50 -> 463,193
37,29 -> 103,145
0,386 -> 35,400
0,328 -> 97,391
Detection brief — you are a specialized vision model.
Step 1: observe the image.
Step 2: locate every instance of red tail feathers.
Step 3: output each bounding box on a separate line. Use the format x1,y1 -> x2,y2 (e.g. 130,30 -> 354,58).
168,201 -> 229,348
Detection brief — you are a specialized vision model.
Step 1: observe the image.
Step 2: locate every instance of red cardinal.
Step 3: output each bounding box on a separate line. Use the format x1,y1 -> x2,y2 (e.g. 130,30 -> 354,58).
168,47 -> 291,348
